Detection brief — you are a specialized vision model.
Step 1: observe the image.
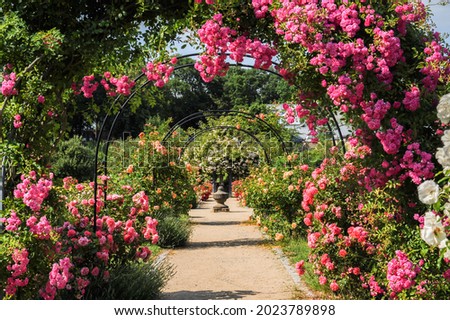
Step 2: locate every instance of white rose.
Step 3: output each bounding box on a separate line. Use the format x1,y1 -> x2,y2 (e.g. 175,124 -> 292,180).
439,238 -> 450,259
417,180 -> 440,205
421,211 -> 447,247
436,145 -> 450,170
442,130 -> 450,146
443,247 -> 450,260
437,93 -> 450,124
439,238 -> 448,250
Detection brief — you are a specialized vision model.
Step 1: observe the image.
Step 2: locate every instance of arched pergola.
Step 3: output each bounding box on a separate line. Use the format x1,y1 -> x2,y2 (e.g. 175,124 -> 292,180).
178,125 -> 271,163
91,52 -> 346,231
161,109 -> 291,154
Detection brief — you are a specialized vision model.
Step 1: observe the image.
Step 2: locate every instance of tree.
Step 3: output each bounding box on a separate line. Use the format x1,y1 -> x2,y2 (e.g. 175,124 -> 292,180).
0,0 -> 192,168
146,59 -> 296,129
211,67 -> 296,108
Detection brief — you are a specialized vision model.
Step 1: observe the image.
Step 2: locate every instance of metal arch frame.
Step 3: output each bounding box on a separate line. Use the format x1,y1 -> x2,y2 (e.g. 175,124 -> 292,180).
161,109 -> 289,154
179,125 -> 272,164
92,52 -> 346,231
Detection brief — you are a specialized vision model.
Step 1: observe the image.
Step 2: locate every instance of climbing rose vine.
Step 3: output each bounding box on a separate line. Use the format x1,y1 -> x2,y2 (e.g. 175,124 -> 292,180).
3,0 -> 450,300
191,0 -> 450,299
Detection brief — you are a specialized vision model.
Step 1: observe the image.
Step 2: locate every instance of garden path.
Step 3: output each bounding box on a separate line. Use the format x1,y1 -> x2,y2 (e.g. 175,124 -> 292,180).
161,197 -> 315,300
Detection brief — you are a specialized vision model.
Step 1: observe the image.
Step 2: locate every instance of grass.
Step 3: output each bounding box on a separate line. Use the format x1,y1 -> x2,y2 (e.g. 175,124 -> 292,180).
148,244 -> 162,257
280,238 -> 333,299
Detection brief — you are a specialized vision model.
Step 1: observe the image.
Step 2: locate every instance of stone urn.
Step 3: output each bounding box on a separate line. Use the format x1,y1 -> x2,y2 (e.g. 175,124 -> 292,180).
212,185 -> 229,212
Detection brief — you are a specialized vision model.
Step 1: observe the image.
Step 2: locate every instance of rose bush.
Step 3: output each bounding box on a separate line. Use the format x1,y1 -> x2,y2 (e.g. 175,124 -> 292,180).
293,143 -> 449,299
238,154 -> 311,240
185,0 -> 450,299
0,121 -> 201,299
2,0 -> 450,300
106,122 -> 198,248
240,142 -> 450,299
0,171 -> 161,299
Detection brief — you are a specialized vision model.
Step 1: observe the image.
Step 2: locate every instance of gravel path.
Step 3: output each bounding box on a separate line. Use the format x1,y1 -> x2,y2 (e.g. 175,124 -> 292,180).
161,198 -> 315,300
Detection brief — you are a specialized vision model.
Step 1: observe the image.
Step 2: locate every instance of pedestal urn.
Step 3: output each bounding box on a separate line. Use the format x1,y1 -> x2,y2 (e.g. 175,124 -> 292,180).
212,185 -> 229,212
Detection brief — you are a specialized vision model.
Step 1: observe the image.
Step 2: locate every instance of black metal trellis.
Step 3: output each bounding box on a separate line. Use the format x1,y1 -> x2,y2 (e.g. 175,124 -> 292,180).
161,109 -> 289,154
92,52 -> 347,232
179,125 -> 272,164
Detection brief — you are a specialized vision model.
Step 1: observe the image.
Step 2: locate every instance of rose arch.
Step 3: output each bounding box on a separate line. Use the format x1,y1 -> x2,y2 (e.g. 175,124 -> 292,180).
90,52 -> 347,230
2,0 -> 450,300
81,1 -> 450,298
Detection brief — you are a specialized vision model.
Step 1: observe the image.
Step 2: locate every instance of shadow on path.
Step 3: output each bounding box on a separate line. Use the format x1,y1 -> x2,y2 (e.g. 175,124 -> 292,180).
162,290 -> 259,300
186,238 -> 268,249
191,221 -> 244,226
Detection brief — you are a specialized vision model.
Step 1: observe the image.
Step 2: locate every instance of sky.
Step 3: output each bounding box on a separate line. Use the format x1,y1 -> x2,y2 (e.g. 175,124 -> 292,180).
428,0 -> 450,39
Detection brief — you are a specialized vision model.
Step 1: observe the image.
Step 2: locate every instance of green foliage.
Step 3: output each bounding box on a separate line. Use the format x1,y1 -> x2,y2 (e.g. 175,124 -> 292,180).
282,238 -> 325,296
83,260 -> 173,300
239,154 -> 311,241
107,119 -> 197,247
211,68 -> 296,109
152,61 -> 295,129
51,136 -> 95,182
0,1 -> 190,170
181,110 -> 295,184
155,215 -> 192,248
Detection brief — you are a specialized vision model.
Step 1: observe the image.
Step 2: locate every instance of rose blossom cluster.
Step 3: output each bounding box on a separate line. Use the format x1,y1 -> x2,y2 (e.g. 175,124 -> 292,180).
194,54 -> 229,83
13,171 -> 53,212
123,219 -> 139,244
252,0 -> 272,19
143,57 -> 177,88
301,181 -> 318,212
195,14 -> 277,82
361,98 -> 391,130
101,72 -> 136,96
398,143 -> 434,184
79,75 -> 99,98
73,70 -> 144,98
363,275 -> 385,297
282,103 -> 295,124
0,210 -> 22,232
402,87 -> 421,111
26,215 -> 53,239
132,191 -> 149,213
421,37 -> 450,92
13,114 -> 23,129
144,217 -> 159,244
1,71 -> 18,96
5,248 -> 30,296
40,257 -> 74,300
271,1 -> 328,49
386,250 -> 421,297
395,2 -> 426,36
375,118 -> 403,155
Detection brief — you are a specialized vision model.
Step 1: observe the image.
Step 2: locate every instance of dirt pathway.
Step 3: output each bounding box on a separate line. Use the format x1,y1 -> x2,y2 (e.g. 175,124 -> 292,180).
161,198 -> 315,300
